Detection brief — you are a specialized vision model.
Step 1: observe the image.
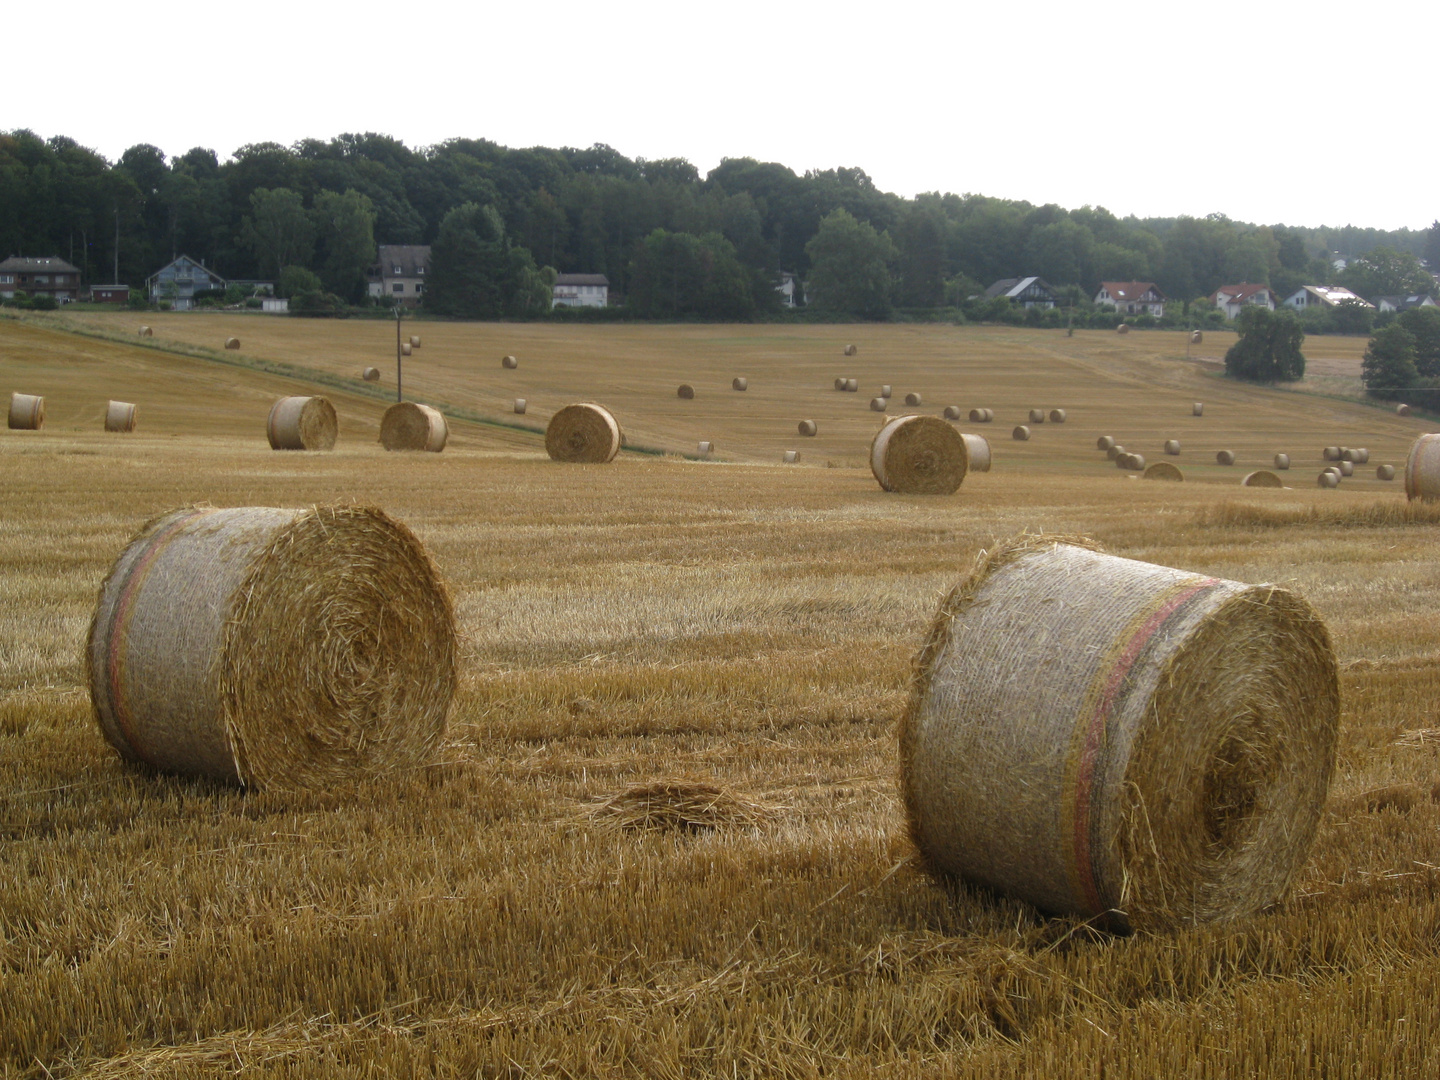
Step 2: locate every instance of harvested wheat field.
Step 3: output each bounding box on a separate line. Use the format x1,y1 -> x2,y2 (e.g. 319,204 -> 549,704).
2,311 -> 1440,1078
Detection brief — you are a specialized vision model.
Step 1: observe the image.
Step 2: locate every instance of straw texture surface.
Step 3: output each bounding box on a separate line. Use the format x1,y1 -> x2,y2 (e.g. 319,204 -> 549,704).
1143,461 -> 1182,481
960,433 -> 991,472
870,415 -> 968,494
86,505 -> 457,789
1242,470 -> 1283,488
266,396 -> 337,451
362,366 -> 381,382
8,392 -> 45,430
380,402 -> 448,453
105,401 -> 137,433
546,403 -> 621,463
901,535 -> 1338,931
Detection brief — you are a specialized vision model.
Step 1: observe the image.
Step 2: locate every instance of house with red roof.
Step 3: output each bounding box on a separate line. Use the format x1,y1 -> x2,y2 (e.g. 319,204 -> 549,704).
1210,283 -> 1279,320
1094,281 -> 1166,317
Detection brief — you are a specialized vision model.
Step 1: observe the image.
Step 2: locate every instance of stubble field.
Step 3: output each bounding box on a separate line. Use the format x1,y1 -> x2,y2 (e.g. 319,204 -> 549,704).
2,312 -> 1438,1078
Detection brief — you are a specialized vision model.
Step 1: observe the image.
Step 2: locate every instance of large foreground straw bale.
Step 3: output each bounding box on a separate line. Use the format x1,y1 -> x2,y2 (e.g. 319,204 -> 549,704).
8,392 -> 45,430
87,505 -> 456,788
546,403 -> 621,463
901,535 -> 1338,931
870,414 -> 968,494
1242,470 -> 1283,487
267,396 -> 337,451
362,366 -> 381,382
960,433 -> 991,472
380,402 -> 448,452
1143,461 -> 1182,481
224,337 -> 240,350
105,400 -> 137,433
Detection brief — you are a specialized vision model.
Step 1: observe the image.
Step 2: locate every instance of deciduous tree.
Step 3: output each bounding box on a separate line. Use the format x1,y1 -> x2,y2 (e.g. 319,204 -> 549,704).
1362,323 -> 1419,391
805,208 -> 896,319
1225,305 -> 1306,382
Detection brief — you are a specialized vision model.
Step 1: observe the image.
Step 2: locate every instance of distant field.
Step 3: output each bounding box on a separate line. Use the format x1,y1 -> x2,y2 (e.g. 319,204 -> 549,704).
3,312 -> 1438,1077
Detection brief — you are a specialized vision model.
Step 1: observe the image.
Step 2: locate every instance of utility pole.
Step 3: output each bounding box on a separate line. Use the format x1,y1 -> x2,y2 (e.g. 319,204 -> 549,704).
113,206 -> 120,287
395,306 -> 403,402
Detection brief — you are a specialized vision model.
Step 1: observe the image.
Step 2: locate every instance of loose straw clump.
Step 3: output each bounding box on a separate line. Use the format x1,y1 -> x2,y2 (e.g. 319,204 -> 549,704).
1144,461 -> 1183,481
380,402 -> 448,452
87,505 -> 457,789
224,337 -> 240,350
267,396 -> 337,451
546,403 -> 622,463
1406,434 -> 1440,501
960,433 -> 991,472
871,414 -> 968,494
586,779 -> 778,833
105,400 -> 137,433
8,392 -> 45,430
362,367 -> 381,382
901,535 -> 1338,931
1242,470 -> 1283,487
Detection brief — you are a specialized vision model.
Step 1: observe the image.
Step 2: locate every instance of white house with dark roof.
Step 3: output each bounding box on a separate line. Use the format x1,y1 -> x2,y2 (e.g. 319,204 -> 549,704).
367,245 -> 430,307
552,273 -> 609,308
1095,281 -> 1166,317
1283,285 -> 1373,311
1210,283 -> 1279,320
146,255 -> 226,310
983,276 -> 1058,309
1376,294 -> 1438,313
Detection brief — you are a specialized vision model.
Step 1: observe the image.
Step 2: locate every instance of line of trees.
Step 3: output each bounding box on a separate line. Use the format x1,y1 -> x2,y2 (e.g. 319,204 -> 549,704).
2,128 -> 1436,320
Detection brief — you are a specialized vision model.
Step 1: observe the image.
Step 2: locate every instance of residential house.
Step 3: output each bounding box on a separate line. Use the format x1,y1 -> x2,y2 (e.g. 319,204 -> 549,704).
146,255 -> 226,310
1210,283 -> 1279,320
1283,285 -> 1374,311
366,245 -> 430,307
90,284 -> 130,304
983,276 -> 1059,309
552,273 -> 609,308
0,256 -> 82,302
777,271 -> 804,308
1095,281 -> 1166,317
1376,294 -> 1438,313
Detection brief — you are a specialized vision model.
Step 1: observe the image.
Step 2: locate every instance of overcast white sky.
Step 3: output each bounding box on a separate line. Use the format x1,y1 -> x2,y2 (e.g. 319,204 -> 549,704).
10,1 -> 1438,230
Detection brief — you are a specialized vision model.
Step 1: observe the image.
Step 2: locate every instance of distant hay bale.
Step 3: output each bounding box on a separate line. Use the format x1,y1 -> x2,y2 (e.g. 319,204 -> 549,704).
380,402 -> 448,453
1116,323 -> 1130,335
1318,471 -> 1340,489
502,355 -> 518,369
697,440 -> 713,455
410,335 -> 421,348
1191,330 -> 1203,344
513,398 -> 527,414
905,392 -> 923,406
401,343 -> 412,356
677,383 -> 695,399
1097,435 -> 1116,451
1193,403 -> 1204,417
1107,444 -> 1125,461
1013,425 -> 1031,442
1028,409 -> 1046,424
845,344 -> 858,356
546,403 -> 621,463
881,385 -> 892,398
1397,403 -> 1411,416
943,405 -> 962,420
900,534 -> 1338,930
138,326 -> 152,337
834,378 -> 847,391
105,400 -> 137,433
845,378 -> 858,392
1342,448 -> 1369,464
8,392 -> 45,430
1377,464 -> 1396,481
266,396 -> 337,451
970,408 -> 989,423
871,415 -> 968,494
1049,409 -> 1067,423
362,366 -> 381,382
960,433 -> 991,472
1274,453 -> 1290,470
1120,452 -> 1146,471
798,419 -> 817,436
783,450 -> 800,463
1216,450 -> 1236,466
87,505 -> 456,789
870,397 -> 889,412
1242,470 -> 1284,488
1164,439 -> 1181,456
1338,460 -> 1353,476
732,377 -> 748,391
1323,446 -> 1341,461
1323,466 -> 1343,480
1144,461 -> 1183,481
224,337 -> 240,350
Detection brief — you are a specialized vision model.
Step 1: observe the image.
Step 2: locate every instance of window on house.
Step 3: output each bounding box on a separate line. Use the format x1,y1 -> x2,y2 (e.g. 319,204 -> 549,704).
416,266 -> 425,275
393,283 -> 404,293
415,284 -> 423,294
35,275 -> 49,284
393,265 -> 402,274
0,275 -> 11,284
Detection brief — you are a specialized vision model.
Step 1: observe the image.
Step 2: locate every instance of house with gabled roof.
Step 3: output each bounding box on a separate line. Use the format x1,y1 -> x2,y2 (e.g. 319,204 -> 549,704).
367,245 -> 430,308
552,273 -> 609,309
146,255 -> 226,310
1210,283 -> 1279,320
982,276 -> 1058,309
0,256 -> 82,302
1095,281 -> 1166,317
1376,294 -> 1438,313
1282,285 -> 1374,311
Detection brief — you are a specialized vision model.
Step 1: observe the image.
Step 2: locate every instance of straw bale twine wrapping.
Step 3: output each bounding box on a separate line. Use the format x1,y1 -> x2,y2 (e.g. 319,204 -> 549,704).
677,383 -> 695,399
905,392 -> 924,406
697,440 -> 713,455
1116,323 -> 1130,335
901,535 -> 1338,930
410,335 -> 421,348
960,433 -> 991,473
870,415 -> 968,494
380,402 -> 448,453
1342,448 -> 1369,464
266,396 -> 337,451
870,397 -> 889,412
138,326 -> 153,337
513,399 -> 527,414
1191,330 -> 1203,344
1378,464 -> 1396,481
362,366 -> 381,382
1049,409 -> 1067,423
732,377 -> 748,391
1193,403 -> 1204,417
798,419 -> 817,436
1164,439 -> 1181,456
224,337 -> 240,350
401,343 -> 412,356
1143,461 -> 1183,481
8,392 -> 45,430
1097,435 -> 1116,451
1028,409 -> 1046,424
1274,453 -> 1290,470
105,400 -> 137,433
1013,425 -> 1031,442
1318,471 -> 1340,489
881,385 -> 892,398
1323,446 -> 1341,461
1397,403 -> 1411,416
845,378 -> 858,392
943,405 -> 962,420
845,344 -> 858,356
546,402 -> 621,463
1216,450 -> 1235,466
87,505 -> 456,788
783,450 -> 799,463
1107,445 -> 1125,461
1242,470 -> 1283,488
502,355 -> 519,369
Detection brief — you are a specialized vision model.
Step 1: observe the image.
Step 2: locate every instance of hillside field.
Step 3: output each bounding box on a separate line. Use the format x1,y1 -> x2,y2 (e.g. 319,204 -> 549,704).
2,312 -> 1438,1078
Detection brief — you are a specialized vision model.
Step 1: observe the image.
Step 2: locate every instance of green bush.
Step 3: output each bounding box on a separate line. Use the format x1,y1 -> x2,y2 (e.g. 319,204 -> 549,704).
289,289 -> 348,317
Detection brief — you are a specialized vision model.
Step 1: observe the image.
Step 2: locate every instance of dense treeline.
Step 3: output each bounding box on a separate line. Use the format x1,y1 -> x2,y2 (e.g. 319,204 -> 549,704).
2,128 -> 1436,318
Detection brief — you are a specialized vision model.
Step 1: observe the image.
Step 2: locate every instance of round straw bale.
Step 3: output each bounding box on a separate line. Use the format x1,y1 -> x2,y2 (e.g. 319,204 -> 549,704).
1216,450 -> 1236,466
783,450 -> 800,463
502,355 -> 518,369
1397,403 -> 1411,416
845,378 -> 858,392
87,505 -> 456,788
266,396 -> 337,451
1144,461 -> 1183,481
881,385 -> 892,398
1097,435 -> 1116,451
362,366 -> 381,382
798,419 -> 817,436
943,405 -> 962,420
380,402 -> 448,452
697,440 -> 713,455
105,400 -> 137,433
1274,453 -> 1290,470
732,377 -> 748,391
410,335 -> 421,348
1324,466 -> 1343,480
1121,453 -> 1146,471
870,415 -> 969,494
970,408 -> 987,423
513,398 -> 527,414
834,378 -> 847,391
900,534 -> 1338,930
1377,464 -> 1395,481
1107,444 -> 1125,461
1322,446 -> 1341,461
8,392 -> 45,430
1013,425 -> 1031,441
1342,448 -> 1369,464
1164,439 -> 1181,456
1116,323 -> 1130,334
1191,330 -> 1203,344
1049,409 -> 1067,423
677,383 -> 694,399
960,433 -> 991,472
1028,409 -> 1046,424
1318,471 -> 1339,488
1242,470 -> 1283,488
870,397 -> 889,412
224,337 -> 240,350
845,344 -> 858,356
546,402 -> 621,463
905,392 -> 924,406
401,342 -> 412,356
982,408 -> 995,422
1338,460 -> 1353,476
138,326 -> 152,337
1193,403 -> 1204,417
